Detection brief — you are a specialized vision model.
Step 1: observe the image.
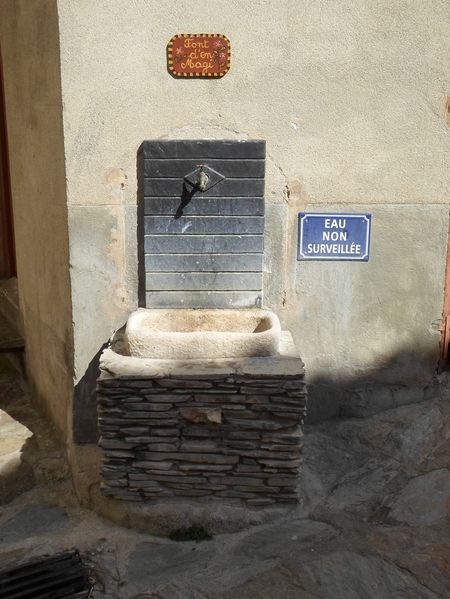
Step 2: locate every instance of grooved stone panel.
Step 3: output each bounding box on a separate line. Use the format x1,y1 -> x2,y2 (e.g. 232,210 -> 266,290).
146,272 -> 263,291
144,197 -> 265,216
141,139 -> 265,159
140,140 -> 265,308
145,253 -> 263,272
144,159 -> 265,179
145,216 -> 264,235
144,235 -> 264,254
145,291 -> 262,308
144,178 -> 264,197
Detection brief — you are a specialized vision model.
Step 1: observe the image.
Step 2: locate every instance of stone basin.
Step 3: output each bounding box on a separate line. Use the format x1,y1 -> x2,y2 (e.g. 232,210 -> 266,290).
124,308 -> 281,359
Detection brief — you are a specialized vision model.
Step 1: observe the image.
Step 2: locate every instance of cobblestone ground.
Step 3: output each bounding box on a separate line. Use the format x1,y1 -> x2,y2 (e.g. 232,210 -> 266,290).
1,366 -> 449,598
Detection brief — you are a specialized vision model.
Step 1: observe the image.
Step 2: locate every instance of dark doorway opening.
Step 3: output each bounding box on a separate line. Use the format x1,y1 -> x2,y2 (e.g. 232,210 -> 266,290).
0,46 -> 16,279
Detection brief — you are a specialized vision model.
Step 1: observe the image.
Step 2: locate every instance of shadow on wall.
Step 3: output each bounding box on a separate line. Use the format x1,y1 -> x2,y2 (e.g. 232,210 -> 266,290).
72,146 -> 446,440
73,148 -> 145,444
137,146 -> 146,308
306,343 -> 445,423
73,342 -> 109,444
73,336 -> 445,443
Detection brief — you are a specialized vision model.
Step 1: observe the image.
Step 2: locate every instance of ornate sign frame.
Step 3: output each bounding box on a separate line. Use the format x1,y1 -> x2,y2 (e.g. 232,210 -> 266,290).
167,34 -> 231,78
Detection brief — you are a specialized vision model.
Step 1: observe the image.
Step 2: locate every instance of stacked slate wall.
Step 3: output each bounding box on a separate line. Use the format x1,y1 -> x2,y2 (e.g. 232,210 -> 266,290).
98,370 -> 306,505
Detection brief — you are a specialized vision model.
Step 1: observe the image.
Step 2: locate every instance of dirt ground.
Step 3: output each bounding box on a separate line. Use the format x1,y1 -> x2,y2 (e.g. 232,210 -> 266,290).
1,365 -> 449,598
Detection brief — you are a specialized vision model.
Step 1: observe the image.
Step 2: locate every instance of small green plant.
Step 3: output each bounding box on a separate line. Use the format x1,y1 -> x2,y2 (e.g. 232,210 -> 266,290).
169,525 -> 212,542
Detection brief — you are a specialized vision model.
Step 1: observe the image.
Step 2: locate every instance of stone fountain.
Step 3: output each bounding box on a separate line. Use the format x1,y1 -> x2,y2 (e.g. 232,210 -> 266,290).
97,140 -> 306,514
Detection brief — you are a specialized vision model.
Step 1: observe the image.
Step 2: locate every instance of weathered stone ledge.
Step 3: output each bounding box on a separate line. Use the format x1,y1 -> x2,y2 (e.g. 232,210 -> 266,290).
100,330 -> 304,380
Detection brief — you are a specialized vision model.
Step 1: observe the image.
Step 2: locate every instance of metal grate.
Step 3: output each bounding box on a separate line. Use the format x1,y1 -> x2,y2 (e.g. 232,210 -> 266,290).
0,550 -> 93,599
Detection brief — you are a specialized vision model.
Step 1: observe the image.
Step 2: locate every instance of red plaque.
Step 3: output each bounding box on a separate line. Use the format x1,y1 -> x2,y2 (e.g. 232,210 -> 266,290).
167,34 -> 231,78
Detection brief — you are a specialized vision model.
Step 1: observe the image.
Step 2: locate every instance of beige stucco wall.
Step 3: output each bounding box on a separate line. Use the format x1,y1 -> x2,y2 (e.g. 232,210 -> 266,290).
56,1 -> 450,414
0,0 -> 74,437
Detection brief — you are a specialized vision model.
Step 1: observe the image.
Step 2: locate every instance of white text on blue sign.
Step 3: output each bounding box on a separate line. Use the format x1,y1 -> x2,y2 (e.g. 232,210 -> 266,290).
297,213 -> 371,261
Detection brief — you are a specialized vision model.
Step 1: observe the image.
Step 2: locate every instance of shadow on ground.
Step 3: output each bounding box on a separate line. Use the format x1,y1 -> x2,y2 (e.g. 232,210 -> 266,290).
0,360 -> 68,505
0,351 -> 450,597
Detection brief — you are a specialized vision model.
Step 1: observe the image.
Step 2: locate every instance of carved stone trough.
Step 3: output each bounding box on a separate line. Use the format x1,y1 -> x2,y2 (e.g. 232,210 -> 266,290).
124,308 -> 281,360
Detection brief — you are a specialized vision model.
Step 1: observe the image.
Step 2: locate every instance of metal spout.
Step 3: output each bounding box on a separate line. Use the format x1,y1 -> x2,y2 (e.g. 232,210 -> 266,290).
196,166 -> 209,191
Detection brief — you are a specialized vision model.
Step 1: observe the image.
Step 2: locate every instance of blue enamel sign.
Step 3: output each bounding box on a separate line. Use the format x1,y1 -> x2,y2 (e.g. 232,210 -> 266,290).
298,213 -> 371,261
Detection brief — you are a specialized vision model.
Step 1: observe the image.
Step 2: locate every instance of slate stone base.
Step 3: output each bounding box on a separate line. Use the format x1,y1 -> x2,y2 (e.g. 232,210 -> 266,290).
97,330 -> 305,505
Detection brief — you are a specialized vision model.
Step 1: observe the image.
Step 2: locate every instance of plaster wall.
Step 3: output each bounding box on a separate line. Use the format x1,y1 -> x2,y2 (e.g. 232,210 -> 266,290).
0,0 -> 73,437
56,0 -> 450,418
